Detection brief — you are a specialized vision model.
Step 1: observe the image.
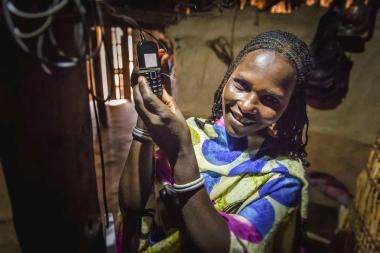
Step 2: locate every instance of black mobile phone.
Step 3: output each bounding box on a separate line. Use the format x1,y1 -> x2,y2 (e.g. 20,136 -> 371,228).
136,40 -> 163,98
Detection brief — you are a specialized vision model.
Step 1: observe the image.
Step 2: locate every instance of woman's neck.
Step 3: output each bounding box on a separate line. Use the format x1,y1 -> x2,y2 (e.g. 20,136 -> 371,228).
247,134 -> 266,150
226,132 -> 265,151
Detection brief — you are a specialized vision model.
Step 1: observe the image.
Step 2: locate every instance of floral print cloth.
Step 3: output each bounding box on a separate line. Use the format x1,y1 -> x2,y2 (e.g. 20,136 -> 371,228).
119,117 -> 308,253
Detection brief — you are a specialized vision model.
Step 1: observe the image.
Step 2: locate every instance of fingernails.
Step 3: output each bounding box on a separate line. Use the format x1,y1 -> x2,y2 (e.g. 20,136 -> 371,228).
138,76 -> 145,83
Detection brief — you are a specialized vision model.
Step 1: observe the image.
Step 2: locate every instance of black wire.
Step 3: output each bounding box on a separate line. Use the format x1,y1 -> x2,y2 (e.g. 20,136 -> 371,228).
2,0 -> 81,68
91,89 -> 110,228
87,2 -> 114,228
84,23 -> 111,226
143,30 -> 169,51
4,0 -> 167,74
84,0 -> 114,228
86,0 -> 115,103
3,0 -> 104,71
37,0 -> 110,100
98,1 -> 169,52
79,32 -> 110,229
98,0 -> 141,30
73,0 -> 103,61
40,0 -> 115,103
4,0 -> 138,230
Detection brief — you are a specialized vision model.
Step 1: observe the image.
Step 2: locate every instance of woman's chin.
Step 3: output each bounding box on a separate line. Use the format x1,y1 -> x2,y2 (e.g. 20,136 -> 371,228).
225,120 -> 265,138
225,123 -> 250,138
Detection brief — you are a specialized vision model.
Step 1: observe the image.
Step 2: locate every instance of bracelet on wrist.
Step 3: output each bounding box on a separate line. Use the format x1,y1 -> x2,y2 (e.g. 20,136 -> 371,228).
172,176 -> 205,193
159,176 -> 205,211
132,127 -> 152,142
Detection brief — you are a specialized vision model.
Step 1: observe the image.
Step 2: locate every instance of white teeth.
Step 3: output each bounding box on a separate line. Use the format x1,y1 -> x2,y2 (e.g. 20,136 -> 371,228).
240,115 -> 257,124
230,111 -> 256,125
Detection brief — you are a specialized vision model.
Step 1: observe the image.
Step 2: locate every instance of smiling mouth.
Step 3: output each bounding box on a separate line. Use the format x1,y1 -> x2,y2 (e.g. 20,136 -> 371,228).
229,108 -> 258,126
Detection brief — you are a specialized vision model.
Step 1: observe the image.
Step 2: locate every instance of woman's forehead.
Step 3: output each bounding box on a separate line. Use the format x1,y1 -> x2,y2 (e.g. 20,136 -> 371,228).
234,50 -> 296,88
239,50 -> 292,70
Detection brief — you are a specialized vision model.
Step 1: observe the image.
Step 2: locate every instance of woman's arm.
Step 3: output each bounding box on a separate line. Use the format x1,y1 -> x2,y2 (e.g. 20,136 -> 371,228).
132,78 -> 230,253
118,118 -> 154,253
174,144 -> 230,253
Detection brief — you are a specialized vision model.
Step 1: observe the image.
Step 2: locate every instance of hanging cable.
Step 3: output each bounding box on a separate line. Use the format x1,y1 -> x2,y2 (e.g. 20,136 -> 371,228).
2,0 -> 104,73
85,25 -> 110,227
7,0 -> 69,18
98,0 -> 169,52
14,15 -> 53,39
3,0 -> 154,230
3,0 -> 167,75
84,0 -> 116,103
92,96 -> 110,228
90,79 -> 110,228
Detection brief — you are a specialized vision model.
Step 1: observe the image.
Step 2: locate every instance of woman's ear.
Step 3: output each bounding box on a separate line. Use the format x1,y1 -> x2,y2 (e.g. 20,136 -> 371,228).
266,123 -> 278,138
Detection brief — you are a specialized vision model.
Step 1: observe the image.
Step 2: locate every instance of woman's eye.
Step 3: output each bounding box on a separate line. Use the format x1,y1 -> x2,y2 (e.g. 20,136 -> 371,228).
233,81 -> 249,91
261,95 -> 280,109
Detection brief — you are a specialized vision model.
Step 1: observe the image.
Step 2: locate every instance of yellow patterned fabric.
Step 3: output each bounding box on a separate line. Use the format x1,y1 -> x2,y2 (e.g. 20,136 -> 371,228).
118,117 -> 308,253
186,117 -> 308,252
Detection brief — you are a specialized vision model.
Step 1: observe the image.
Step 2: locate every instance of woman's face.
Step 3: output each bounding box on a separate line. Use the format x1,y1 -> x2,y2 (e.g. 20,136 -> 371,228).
222,49 -> 297,137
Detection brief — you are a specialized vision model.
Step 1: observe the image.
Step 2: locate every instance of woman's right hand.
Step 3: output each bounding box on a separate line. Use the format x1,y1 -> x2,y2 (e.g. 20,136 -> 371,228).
131,72 -> 192,165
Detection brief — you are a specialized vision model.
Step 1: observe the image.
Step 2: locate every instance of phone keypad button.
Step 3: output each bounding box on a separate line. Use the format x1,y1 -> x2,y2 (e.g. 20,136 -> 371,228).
150,72 -> 157,79
143,70 -> 162,97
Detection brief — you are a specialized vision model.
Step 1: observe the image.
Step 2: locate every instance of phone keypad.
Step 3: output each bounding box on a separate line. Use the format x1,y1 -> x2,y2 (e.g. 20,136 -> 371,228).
141,69 -> 163,97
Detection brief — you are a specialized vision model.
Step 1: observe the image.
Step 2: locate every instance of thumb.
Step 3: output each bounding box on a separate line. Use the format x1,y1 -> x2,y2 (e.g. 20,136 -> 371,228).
161,89 -> 184,119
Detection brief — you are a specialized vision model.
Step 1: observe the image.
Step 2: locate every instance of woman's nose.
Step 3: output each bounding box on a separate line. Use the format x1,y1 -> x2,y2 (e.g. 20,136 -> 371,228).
237,92 -> 259,114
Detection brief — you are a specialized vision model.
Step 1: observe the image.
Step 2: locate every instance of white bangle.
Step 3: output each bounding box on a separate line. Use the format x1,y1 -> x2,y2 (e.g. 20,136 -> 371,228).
133,127 -> 150,136
132,127 -> 152,142
172,176 -> 205,193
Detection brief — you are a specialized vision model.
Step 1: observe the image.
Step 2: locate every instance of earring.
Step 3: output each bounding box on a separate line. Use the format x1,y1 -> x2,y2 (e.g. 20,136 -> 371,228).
267,123 -> 278,138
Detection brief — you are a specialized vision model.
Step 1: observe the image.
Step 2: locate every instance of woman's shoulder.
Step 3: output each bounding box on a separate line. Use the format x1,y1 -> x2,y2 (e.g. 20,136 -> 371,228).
186,117 -> 220,141
186,117 -> 209,129
262,155 -> 305,179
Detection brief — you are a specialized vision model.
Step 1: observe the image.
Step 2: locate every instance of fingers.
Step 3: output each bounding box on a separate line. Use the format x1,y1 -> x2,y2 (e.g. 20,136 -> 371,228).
132,77 -> 159,125
130,68 -> 140,87
138,77 -> 167,115
134,76 -> 173,123
161,88 -> 172,104
161,89 -> 186,120
139,79 -> 180,125
161,89 -> 177,113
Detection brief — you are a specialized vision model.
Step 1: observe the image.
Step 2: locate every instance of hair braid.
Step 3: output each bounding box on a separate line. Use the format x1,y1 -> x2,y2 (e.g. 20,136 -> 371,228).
210,30 -> 312,165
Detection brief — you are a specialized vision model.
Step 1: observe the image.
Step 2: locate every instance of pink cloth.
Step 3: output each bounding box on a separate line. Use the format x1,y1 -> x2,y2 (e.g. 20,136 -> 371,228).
219,212 -> 261,243
215,117 -> 225,126
154,149 -> 174,184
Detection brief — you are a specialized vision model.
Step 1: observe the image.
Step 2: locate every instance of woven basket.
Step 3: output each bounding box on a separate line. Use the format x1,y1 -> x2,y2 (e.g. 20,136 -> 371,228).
345,134 -> 380,253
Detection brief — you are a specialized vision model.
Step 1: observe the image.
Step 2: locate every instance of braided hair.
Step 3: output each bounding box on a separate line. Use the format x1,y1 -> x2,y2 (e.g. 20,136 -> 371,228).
210,30 -> 312,165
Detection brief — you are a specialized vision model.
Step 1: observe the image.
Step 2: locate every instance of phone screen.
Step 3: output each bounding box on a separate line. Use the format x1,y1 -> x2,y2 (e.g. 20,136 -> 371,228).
144,53 -> 158,68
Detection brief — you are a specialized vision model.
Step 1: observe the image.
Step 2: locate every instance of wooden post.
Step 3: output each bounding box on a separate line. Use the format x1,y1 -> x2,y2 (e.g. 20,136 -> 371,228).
0,17 -> 106,253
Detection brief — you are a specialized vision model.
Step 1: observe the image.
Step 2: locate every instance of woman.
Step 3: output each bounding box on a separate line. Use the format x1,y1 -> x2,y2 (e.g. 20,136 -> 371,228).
118,30 -> 312,253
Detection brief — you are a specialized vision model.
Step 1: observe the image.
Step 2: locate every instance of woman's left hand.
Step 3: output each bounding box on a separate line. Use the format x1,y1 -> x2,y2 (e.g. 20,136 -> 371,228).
132,75 -> 192,163
132,74 -> 230,253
